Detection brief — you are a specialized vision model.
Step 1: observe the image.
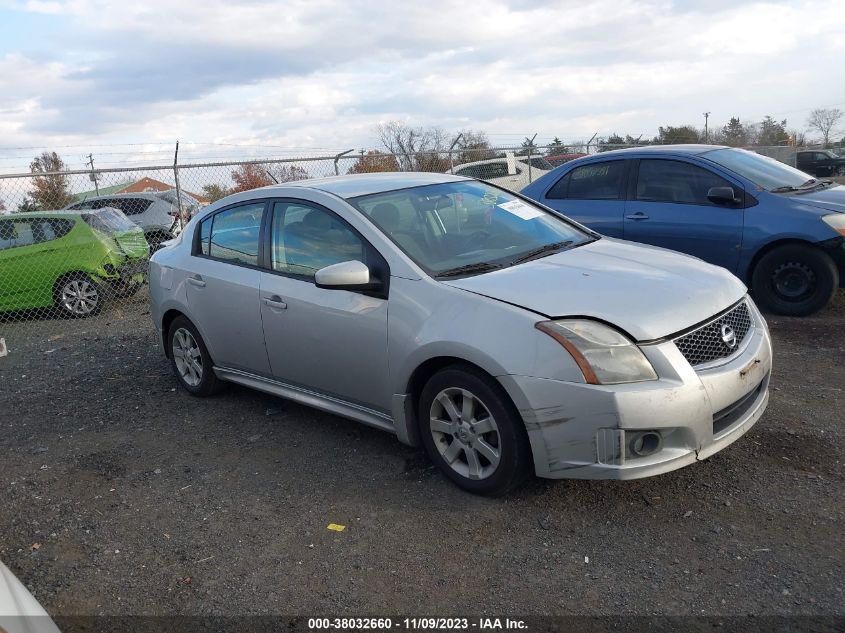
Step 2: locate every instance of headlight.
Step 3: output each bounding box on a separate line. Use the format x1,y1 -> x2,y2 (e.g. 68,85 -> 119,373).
535,319 -> 658,385
821,214 -> 845,236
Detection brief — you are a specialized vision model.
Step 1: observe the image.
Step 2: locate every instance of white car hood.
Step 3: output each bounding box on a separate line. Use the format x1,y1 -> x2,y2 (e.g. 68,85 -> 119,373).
0,562 -> 60,633
444,238 -> 747,341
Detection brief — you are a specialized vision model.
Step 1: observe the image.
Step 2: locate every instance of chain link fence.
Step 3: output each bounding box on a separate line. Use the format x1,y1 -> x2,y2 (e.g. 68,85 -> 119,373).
0,142 -> 834,344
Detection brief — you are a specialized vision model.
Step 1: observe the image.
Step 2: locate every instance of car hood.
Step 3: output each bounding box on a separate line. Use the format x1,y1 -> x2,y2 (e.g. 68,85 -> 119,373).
443,238 -> 747,341
789,185 -> 845,213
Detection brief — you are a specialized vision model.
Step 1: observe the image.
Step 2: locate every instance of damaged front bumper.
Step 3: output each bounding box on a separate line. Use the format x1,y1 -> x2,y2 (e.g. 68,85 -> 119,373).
499,304 -> 773,480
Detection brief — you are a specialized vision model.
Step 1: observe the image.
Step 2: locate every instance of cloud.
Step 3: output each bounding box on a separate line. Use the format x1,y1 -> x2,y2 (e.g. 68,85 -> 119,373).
0,0 -> 844,170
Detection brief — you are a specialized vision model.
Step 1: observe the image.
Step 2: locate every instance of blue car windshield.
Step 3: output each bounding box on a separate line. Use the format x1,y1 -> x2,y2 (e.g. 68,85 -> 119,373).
350,180 -> 594,277
702,148 -> 812,191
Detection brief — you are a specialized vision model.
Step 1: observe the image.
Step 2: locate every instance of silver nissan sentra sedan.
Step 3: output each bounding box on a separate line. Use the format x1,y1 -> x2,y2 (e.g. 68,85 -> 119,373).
149,173 -> 772,495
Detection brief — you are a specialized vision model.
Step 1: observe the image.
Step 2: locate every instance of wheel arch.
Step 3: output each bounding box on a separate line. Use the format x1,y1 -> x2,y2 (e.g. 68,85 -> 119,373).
161,308 -> 188,358
744,237 -> 824,283
401,355 -> 525,449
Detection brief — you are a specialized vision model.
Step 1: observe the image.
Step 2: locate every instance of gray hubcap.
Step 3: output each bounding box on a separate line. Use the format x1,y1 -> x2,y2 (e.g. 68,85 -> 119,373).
172,327 -> 203,387
430,387 -> 501,480
60,278 -> 99,315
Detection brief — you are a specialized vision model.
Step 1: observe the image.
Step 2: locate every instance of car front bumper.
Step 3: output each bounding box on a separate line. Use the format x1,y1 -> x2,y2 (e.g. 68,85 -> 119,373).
499,302 -> 773,480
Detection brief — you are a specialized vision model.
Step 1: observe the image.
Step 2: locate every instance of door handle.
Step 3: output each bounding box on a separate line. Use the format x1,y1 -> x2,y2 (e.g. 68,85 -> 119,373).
625,213 -> 650,221
187,275 -> 206,287
262,295 -> 287,310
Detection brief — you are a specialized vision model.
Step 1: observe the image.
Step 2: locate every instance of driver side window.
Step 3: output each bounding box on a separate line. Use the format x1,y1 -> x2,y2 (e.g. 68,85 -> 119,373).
271,202 -> 365,280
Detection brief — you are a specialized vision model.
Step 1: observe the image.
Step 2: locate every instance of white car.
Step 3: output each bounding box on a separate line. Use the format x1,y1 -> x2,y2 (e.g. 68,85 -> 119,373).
0,561 -> 60,632
65,190 -> 200,250
449,154 -> 554,191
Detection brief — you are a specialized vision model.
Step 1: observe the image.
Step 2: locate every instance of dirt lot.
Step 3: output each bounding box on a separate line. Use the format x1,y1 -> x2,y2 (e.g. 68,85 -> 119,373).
0,290 -> 843,617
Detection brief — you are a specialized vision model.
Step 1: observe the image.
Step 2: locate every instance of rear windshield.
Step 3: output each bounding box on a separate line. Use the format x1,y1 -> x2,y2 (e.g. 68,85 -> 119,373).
81,208 -> 137,234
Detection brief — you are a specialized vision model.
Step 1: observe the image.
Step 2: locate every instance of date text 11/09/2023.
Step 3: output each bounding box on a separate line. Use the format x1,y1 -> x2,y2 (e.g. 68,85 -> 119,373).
307,618 -> 528,630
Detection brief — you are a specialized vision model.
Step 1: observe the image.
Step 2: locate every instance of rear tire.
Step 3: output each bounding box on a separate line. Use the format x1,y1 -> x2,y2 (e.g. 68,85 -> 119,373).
751,244 -> 838,316
167,316 -> 223,396
418,365 -> 532,496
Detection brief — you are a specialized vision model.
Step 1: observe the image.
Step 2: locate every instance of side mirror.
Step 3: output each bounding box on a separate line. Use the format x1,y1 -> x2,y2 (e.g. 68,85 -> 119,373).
314,260 -> 376,290
707,186 -> 740,206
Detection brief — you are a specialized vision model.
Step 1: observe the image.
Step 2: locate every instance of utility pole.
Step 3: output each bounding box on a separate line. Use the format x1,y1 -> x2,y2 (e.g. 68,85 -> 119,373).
87,153 -> 99,196
703,112 -> 711,143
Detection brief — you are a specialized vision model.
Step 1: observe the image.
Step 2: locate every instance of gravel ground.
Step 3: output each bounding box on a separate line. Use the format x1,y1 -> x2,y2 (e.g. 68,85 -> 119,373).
0,290 -> 843,617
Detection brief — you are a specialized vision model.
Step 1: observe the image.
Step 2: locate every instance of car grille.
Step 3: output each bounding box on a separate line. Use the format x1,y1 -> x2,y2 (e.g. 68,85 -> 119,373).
673,301 -> 753,367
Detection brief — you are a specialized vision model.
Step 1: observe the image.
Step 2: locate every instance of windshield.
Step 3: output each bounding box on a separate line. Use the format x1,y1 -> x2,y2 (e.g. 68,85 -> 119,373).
349,180 -> 594,277
81,207 -> 137,234
702,148 -> 812,191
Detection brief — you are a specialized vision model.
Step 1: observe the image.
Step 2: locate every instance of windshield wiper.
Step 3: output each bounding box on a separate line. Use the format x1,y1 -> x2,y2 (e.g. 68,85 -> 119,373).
436,262 -> 503,278
773,179 -> 834,194
510,240 -> 574,266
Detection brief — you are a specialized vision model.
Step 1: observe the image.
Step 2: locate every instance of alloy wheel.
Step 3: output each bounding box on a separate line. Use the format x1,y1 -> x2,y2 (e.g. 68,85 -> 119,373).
60,278 -> 99,316
172,327 -> 203,387
429,387 -> 501,480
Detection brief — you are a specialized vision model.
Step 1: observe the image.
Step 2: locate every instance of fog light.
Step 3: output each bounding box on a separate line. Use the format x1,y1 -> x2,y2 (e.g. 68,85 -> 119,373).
630,431 -> 662,457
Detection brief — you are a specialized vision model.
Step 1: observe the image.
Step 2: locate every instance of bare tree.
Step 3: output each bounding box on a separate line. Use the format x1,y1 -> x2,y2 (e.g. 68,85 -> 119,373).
806,108 -> 843,147
349,150 -> 400,174
452,129 -> 497,164
376,121 -> 449,172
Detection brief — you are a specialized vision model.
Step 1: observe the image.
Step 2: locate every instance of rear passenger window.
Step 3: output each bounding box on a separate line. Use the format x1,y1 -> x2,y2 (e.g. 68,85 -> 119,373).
206,203 -> 264,266
198,217 -> 211,255
636,160 -> 733,205
548,161 -> 624,200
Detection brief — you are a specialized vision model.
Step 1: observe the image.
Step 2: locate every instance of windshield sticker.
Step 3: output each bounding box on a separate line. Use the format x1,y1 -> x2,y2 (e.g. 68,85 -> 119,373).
497,200 -> 544,220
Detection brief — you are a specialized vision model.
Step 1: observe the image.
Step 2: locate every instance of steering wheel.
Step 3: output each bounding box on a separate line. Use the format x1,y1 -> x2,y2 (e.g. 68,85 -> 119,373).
464,230 -> 491,250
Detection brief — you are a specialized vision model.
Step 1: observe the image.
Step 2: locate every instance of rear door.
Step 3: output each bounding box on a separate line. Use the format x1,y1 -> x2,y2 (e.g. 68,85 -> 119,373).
186,201 -> 271,375
538,160 -> 627,237
623,158 -> 744,272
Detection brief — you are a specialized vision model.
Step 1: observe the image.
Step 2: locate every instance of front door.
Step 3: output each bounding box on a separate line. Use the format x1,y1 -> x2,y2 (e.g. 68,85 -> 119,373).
623,158 -> 744,273
259,200 -> 390,412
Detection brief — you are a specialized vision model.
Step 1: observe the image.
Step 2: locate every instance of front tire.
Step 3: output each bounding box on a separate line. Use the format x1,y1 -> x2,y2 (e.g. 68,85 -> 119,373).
55,274 -> 101,318
167,316 -> 222,396
418,365 -> 532,496
751,244 -> 839,316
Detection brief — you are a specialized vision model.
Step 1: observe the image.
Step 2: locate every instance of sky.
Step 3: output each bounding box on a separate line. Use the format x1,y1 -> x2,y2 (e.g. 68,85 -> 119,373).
0,0 -> 844,172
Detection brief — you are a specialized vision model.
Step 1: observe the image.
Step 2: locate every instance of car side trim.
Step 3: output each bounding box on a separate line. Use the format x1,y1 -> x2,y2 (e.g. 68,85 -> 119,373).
213,366 -> 397,434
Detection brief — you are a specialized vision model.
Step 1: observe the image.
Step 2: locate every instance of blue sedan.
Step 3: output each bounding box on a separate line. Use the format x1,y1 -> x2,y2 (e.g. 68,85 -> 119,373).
521,145 -> 845,316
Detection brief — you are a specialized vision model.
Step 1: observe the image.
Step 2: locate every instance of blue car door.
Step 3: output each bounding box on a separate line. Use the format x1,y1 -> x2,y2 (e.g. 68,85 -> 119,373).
623,158 -> 744,273
538,159 -> 628,237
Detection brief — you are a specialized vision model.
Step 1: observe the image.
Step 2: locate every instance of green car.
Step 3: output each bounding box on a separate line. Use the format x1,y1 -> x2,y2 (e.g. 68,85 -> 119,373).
0,208 -> 149,318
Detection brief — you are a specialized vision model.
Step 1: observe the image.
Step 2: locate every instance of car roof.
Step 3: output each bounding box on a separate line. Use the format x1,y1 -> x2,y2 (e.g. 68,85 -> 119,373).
72,192 -> 163,202
259,172 -> 470,199
1,210 -> 83,220
451,156 -> 542,170
589,144 -> 729,158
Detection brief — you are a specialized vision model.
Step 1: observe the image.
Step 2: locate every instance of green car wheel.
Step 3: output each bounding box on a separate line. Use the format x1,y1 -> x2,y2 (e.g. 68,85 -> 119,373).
55,274 -> 102,318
